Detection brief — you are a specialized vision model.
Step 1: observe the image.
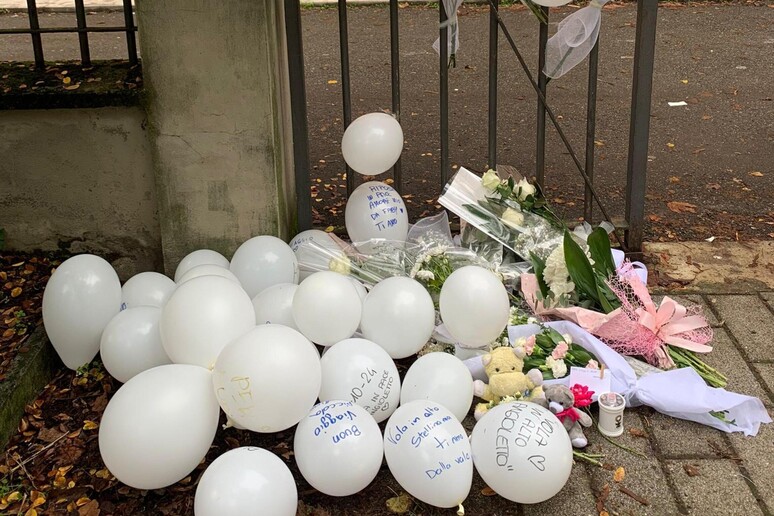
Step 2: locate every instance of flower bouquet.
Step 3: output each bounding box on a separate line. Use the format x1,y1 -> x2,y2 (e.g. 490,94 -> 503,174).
512,324 -> 601,381
438,167 -> 564,260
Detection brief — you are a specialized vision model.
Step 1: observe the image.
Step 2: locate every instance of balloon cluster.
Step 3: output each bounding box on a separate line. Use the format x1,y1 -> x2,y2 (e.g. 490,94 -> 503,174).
40,114 -> 574,513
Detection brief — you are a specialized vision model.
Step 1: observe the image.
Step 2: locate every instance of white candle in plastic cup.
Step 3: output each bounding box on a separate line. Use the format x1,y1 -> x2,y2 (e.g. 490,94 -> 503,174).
597,392 -> 625,437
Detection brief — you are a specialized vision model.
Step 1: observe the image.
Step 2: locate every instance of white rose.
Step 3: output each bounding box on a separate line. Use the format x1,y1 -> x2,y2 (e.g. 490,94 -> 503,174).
416,270 -> 435,281
516,178 -> 537,200
328,255 -> 351,275
481,169 -> 502,191
500,207 -> 525,230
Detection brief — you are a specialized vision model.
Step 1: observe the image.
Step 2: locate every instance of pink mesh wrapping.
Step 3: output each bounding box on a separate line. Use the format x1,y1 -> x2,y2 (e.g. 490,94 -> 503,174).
595,262 -> 713,369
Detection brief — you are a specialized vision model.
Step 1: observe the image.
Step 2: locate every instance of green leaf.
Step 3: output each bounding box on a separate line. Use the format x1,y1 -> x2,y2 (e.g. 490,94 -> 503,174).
530,252 -> 550,299
587,227 -> 616,277
563,231 -> 600,304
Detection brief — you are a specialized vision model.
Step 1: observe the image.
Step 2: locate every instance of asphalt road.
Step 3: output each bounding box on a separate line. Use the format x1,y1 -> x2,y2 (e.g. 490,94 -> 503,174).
1,4 -> 773,242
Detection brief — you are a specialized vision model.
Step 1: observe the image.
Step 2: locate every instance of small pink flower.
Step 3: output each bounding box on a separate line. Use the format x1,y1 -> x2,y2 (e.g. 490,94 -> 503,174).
551,341 -> 569,360
587,359 -> 599,370
524,335 -> 536,355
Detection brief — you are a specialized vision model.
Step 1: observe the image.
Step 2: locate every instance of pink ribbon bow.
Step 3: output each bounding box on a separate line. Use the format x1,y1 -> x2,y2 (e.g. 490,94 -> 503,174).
630,279 -> 712,354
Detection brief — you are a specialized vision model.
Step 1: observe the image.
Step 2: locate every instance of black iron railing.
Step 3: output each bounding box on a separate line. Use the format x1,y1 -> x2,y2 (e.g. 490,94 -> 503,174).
0,0 -> 138,67
284,0 -> 658,253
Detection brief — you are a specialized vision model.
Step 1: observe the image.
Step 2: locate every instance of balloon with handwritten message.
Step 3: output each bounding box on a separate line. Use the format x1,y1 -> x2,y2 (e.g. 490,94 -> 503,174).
319,338 -> 400,423
195,447 -> 297,516
294,401 -> 383,496
341,112 -> 403,176
470,401 -> 573,503
345,181 -> 408,253
384,401 -> 473,509
213,325 -> 321,433
400,352 -> 474,422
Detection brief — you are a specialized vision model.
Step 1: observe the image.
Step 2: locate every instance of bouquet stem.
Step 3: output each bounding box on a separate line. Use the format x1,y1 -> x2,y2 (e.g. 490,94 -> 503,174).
668,346 -> 727,388
573,450 -> 605,467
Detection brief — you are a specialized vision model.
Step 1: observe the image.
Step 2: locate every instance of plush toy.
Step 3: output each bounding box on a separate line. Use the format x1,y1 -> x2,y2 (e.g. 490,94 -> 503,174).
473,346 -> 546,421
544,384 -> 594,448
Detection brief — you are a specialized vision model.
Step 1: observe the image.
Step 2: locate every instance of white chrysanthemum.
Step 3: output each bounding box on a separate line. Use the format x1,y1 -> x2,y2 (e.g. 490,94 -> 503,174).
543,244 -> 575,298
415,270 -> 435,281
562,333 -> 573,345
546,356 -> 568,378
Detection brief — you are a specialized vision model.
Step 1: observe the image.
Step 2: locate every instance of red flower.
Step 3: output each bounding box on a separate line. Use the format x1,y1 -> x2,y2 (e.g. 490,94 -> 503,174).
570,384 -> 594,408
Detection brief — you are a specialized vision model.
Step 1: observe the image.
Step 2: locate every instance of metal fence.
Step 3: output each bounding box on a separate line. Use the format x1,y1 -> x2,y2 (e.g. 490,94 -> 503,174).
0,0 -> 138,67
284,0 -> 658,253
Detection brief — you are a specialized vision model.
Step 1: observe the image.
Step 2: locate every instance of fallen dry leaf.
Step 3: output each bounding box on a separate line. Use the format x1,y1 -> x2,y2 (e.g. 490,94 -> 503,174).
629,428 -> 647,438
82,420 -> 99,431
683,464 -> 700,477
614,466 -> 626,483
385,492 -> 413,514
78,499 -> 100,516
667,201 -> 697,214
749,171 -> 764,177
481,486 -> 497,496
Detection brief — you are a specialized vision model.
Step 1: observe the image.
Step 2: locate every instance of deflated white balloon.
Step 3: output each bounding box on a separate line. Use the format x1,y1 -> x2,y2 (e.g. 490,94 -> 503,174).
344,181 -> 408,252
252,283 -> 298,329
174,249 -> 229,282
400,352 -> 474,422
439,265 -> 509,348
384,401 -> 473,509
319,338 -> 400,423
99,364 -> 220,490
341,112 -> 403,176
213,325 -> 321,433
292,271 -> 361,346
160,275 -> 255,367
121,271 -> 176,309
100,306 -> 171,383
470,401 -> 573,503
177,264 -> 241,285
230,236 -> 299,298
294,401 -> 383,497
194,447 -> 298,516
361,277 -> 435,359
42,254 -> 122,370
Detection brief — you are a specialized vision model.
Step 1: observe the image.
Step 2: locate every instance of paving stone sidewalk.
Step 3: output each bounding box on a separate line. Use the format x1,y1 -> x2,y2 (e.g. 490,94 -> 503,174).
546,291 -> 774,516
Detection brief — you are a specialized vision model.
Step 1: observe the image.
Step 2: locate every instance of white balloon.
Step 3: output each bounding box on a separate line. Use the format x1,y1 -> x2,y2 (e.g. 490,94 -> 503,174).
292,271 -> 361,346
384,401 -> 473,509
320,338 -> 400,423
160,275 -> 255,367
361,277 -> 435,359
532,0 -> 572,6
344,181 -> 408,252
470,401 -> 573,504
294,401 -> 383,496
230,236 -> 299,298
349,277 -> 368,303
439,266 -> 509,348
177,264 -> 241,285
100,306 -> 171,383
252,283 -> 298,329
42,254 -> 121,370
99,364 -> 220,489
121,271 -> 176,309
194,447 -> 297,516
174,249 -> 229,282
213,325 -> 321,432
341,112 -> 403,176
400,352 -> 474,422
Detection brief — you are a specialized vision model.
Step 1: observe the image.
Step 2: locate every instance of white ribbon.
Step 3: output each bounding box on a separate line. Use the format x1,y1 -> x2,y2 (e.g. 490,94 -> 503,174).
544,0 -> 609,79
433,0 -> 464,65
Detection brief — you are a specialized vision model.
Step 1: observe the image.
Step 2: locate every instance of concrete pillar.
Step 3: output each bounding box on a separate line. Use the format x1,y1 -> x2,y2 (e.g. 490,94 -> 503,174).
136,0 -> 296,274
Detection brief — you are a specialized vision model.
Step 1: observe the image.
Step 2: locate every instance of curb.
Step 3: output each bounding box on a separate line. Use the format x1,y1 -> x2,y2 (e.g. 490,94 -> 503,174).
0,325 -> 60,449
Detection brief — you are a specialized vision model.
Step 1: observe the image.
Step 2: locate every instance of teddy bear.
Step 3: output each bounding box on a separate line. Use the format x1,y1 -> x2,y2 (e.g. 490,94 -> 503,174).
472,346 -> 546,421
544,384 -> 593,448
